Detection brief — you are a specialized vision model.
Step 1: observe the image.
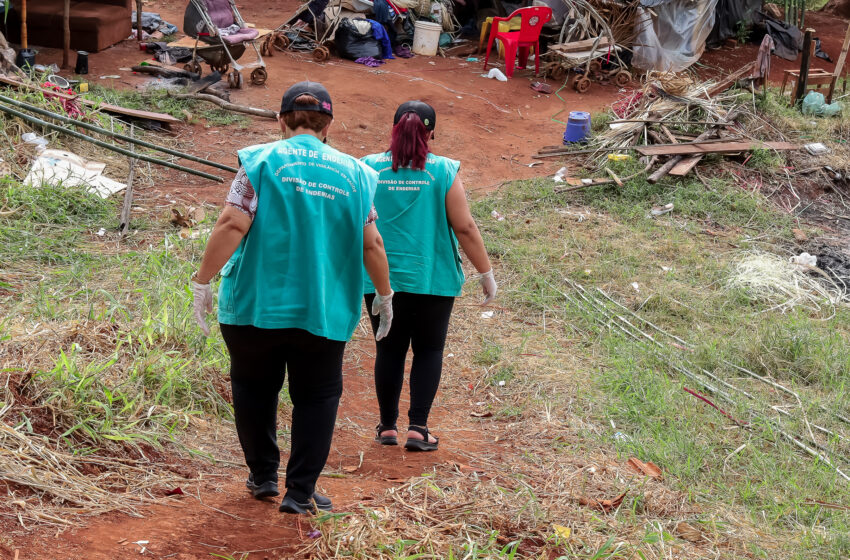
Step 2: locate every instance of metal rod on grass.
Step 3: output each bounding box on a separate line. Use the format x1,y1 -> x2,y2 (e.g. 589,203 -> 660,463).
0,102 -> 225,182
120,124 -> 136,238
0,93 -> 237,173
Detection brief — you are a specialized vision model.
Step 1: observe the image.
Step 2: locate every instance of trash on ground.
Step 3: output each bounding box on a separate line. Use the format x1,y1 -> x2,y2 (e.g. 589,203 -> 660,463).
530,81 -> 553,94
490,210 -> 505,221
804,142 -> 830,155
481,310 -> 495,319
790,252 -> 818,267
650,203 -> 674,216
553,167 -> 568,183
21,132 -> 48,153
801,91 -> 843,117
24,149 -> 126,199
484,68 -> 508,82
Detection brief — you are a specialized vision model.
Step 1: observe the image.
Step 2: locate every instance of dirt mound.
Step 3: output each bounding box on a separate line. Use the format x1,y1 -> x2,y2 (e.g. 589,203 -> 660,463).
822,0 -> 850,17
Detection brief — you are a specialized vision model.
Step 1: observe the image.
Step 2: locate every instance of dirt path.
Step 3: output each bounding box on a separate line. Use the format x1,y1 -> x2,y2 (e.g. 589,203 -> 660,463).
7,338 -> 492,559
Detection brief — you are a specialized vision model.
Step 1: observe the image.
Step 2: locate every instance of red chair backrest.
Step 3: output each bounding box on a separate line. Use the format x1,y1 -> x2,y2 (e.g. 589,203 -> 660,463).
508,6 -> 552,43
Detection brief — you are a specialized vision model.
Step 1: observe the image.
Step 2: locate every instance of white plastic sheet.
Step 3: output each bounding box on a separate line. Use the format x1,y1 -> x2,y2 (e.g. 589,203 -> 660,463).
632,0 -> 719,72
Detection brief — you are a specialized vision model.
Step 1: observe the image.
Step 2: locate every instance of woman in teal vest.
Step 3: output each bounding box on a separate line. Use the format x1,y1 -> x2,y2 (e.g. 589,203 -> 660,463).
363,100 -> 497,451
190,82 -> 394,514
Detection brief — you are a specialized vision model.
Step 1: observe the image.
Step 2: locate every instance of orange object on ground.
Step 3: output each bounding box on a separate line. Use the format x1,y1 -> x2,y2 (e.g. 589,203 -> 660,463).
482,6 -> 552,79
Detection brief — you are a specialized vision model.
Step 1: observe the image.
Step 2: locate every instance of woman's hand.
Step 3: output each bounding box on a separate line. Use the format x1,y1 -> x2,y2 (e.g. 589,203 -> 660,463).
372,290 -> 394,341
192,280 -> 214,336
480,270 -> 497,305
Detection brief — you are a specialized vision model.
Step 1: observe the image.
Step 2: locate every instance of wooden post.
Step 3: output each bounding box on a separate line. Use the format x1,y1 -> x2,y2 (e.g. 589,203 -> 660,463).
828,23 -> 850,103
20,0 -> 27,49
62,0 -> 70,68
136,0 -> 143,43
793,29 -> 814,106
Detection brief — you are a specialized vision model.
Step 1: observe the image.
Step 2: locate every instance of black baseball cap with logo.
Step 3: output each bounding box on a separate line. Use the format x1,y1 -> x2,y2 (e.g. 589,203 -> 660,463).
394,100 -> 436,131
280,81 -> 334,117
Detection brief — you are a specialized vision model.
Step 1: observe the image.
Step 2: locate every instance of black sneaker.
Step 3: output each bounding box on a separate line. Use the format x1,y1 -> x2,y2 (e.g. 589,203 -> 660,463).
246,473 -> 279,499
278,492 -> 333,514
312,492 -> 333,511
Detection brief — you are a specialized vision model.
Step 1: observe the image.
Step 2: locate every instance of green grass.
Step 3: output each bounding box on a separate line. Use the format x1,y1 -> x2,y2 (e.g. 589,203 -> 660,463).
469,172 -> 850,558
1,177 -> 231,452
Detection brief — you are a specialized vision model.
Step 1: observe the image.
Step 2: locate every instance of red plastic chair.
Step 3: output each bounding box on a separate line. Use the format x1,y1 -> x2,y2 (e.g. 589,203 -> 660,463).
483,6 -> 552,79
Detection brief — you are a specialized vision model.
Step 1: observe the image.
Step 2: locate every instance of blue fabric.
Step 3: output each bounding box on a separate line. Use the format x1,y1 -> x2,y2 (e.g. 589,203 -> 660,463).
368,19 -> 395,59
372,0 -> 394,25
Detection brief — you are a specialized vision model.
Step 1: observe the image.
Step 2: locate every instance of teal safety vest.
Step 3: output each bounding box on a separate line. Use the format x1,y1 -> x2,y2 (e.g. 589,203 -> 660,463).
361,151 -> 464,297
218,135 -> 378,341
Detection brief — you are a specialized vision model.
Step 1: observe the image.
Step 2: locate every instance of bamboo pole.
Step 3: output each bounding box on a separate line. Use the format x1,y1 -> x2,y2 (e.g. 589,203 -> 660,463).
0,102 -> 225,182
0,93 -> 237,173
120,124 -> 136,237
20,0 -> 27,49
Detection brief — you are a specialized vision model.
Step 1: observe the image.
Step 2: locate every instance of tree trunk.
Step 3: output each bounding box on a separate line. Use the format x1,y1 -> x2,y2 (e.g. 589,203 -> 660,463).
136,0 -> 143,42
62,0 -> 70,69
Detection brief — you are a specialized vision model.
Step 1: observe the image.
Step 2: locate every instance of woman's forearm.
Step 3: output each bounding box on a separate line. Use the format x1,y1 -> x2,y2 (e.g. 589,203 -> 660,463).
456,224 -> 491,273
195,207 -> 252,283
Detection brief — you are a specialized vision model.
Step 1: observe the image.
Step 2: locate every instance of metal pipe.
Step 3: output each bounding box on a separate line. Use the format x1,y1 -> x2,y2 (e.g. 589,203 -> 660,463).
0,93 -> 237,173
0,102 -> 224,183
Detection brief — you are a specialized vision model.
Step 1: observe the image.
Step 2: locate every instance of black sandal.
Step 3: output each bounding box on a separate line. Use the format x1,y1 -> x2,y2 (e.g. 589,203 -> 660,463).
405,425 -> 439,451
375,424 -> 398,446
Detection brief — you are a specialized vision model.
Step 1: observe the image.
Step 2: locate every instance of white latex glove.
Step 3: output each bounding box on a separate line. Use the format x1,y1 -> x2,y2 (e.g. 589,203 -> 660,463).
371,290 -> 394,341
480,270 -> 497,305
191,280 -> 213,336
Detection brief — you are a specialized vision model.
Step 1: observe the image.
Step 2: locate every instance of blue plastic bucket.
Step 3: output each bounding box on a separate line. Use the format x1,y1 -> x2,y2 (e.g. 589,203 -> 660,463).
563,111 -> 591,144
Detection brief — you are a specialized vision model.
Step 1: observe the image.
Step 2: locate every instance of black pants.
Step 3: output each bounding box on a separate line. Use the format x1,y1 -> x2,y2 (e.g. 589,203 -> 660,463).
220,324 -> 345,503
365,292 -> 454,428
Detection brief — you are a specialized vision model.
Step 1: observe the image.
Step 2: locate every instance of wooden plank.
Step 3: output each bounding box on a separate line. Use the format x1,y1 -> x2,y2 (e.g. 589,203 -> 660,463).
707,61 -> 755,97
668,156 -> 702,177
637,141 -> 798,157
550,37 -> 611,54
0,76 -> 182,124
168,29 -> 274,49
828,23 -> 850,103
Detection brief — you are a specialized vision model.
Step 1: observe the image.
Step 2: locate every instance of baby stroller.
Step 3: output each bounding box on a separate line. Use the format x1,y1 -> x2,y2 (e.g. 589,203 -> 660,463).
180,0 -> 271,88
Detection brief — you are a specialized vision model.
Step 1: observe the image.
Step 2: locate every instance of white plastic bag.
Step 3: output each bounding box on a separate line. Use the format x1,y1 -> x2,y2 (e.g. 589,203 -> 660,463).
632,0 -> 719,72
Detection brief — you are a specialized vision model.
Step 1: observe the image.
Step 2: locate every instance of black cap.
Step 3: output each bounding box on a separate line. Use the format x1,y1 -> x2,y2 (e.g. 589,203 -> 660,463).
393,100 -> 436,131
280,81 -> 333,117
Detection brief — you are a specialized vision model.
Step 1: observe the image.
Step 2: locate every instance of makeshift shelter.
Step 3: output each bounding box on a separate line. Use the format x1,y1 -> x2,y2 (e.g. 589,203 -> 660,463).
6,0 -> 133,52
632,0 -> 719,71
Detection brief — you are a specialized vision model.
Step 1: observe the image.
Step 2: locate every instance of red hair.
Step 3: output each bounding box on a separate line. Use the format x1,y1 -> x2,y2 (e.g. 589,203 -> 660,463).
390,112 -> 431,172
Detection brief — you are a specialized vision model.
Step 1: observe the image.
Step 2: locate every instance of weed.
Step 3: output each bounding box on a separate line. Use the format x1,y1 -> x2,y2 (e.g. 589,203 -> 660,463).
473,340 -> 502,366
202,109 -> 250,128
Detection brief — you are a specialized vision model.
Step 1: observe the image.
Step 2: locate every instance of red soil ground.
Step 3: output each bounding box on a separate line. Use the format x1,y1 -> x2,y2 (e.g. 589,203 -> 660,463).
3,3 -> 848,559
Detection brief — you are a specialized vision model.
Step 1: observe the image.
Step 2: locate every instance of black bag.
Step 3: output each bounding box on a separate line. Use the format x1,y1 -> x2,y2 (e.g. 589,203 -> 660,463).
334,19 -> 382,60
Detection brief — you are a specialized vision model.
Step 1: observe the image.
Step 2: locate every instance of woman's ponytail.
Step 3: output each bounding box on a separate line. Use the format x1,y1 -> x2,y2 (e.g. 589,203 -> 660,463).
390,112 -> 431,172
